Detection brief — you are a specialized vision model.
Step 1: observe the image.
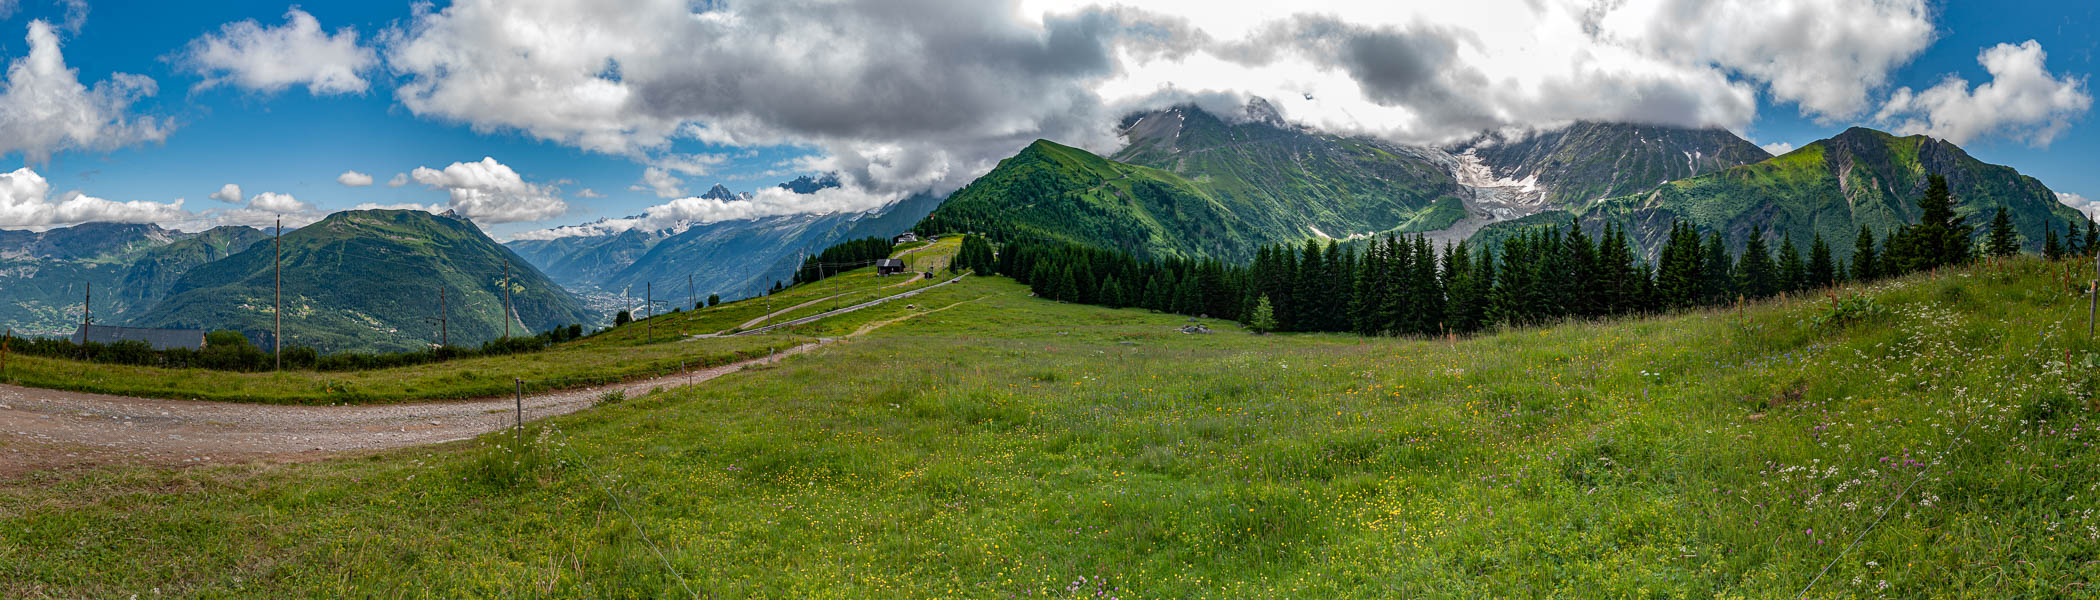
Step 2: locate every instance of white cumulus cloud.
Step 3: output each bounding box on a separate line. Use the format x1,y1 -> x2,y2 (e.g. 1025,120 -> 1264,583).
512,184 -> 898,241
337,170 -> 374,187
0,167 -> 187,229
209,183 -> 243,203
2059,192 -> 2099,220
179,8 -> 379,95
376,0 -> 1971,202
1875,40 -> 2092,148
1760,141 -> 1796,156
0,20 -> 170,163
386,172 -> 408,187
630,166 -> 684,199
409,157 -> 567,223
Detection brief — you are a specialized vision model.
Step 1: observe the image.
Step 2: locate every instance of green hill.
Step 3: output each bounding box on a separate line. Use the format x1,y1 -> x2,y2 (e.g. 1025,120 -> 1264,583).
129,210 -> 591,353
1481,127 -> 2085,258
0,223 -> 268,335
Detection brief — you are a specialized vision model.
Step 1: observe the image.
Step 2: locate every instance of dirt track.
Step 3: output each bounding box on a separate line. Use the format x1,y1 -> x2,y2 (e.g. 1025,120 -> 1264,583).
0,342 -> 822,475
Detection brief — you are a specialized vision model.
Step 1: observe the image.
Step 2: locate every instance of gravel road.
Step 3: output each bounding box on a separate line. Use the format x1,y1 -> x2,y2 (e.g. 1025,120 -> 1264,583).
0,342 -> 822,474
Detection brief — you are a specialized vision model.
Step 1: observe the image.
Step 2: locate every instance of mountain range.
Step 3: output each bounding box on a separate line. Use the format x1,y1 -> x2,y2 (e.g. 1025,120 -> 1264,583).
921,100 -> 2083,263
3,101 -> 2084,348
504,174 -> 942,305
1474,126 -> 2086,259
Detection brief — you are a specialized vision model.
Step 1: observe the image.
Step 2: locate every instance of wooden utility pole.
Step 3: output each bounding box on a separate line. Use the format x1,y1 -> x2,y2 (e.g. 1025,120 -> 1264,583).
438,286 -> 449,347
646,282 -> 654,343
502,261 -> 513,339
273,217 -> 282,371
83,282 -> 91,327
688,274 -> 694,310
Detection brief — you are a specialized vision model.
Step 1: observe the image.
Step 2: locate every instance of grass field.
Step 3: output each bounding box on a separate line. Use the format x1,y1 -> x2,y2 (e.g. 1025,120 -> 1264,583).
581,237 -> 959,341
5,257 -> 2098,597
0,240 -> 966,405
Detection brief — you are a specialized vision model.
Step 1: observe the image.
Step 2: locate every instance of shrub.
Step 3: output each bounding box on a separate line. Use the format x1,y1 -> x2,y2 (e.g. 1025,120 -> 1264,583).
1808,294 -> 1890,331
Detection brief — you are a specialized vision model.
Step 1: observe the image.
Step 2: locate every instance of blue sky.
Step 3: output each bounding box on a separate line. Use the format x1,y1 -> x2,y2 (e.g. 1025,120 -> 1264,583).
0,0 -> 2092,239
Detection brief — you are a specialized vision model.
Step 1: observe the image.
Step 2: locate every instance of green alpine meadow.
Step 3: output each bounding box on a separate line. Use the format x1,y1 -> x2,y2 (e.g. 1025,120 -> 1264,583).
3,1 -> 2098,598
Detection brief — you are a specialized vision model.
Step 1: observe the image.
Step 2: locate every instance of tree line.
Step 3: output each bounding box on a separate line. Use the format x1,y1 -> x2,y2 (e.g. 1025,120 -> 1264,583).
997,174 -> 2075,335
793,236 -> 896,285
5,325 -> 587,373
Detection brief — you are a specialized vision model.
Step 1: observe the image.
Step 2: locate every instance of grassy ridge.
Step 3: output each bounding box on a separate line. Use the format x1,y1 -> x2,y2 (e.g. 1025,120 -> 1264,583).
5,259 -> 2099,596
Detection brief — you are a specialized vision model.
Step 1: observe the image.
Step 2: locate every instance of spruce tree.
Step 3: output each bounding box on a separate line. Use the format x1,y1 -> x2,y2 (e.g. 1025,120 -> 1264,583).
1599,224 -> 1639,315
1292,240 -> 1325,331
1352,240 -> 1386,336
1175,273 -> 1202,316
1412,235 -> 1445,333
1986,208 -> 2019,257
1701,231 -> 1734,304
1736,226 -> 1777,299
2069,221 -> 2086,257
1913,174 -> 1972,268
1777,236 -> 1806,293
1246,295 -> 1277,333
2046,226 -> 2065,260
1054,265 -> 1080,302
1100,276 -> 1124,309
1852,226 -> 1879,281
1807,234 -> 1836,289
1656,222 -> 1703,308
2086,219 -> 2098,257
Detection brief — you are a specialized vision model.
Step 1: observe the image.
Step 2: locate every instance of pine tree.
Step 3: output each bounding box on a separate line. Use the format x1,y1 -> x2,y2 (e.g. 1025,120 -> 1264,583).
1174,272 -> 1202,315
1986,208 -> 2019,257
1913,174 -> 1972,269
2070,221 -> 2087,257
1736,226 -> 1776,298
1100,276 -> 1124,309
1807,234 -> 1836,289
1412,235 -> 1445,333
1296,240 -> 1328,332
1351,240 -> 1386,336
1700,231 -> 1734,304
2086,219 -> 2098,257
1246,295 -> 1278,334
1599,224 -> 1639,315
1657,222 -> 1704,308
1852,226 -> 1879,281
2046,225 -> 2065,260
1777,236 -> 1806,293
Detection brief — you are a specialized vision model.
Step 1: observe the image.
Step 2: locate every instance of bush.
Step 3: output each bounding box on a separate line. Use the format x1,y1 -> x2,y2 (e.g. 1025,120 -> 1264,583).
1808,294 -> 1890,331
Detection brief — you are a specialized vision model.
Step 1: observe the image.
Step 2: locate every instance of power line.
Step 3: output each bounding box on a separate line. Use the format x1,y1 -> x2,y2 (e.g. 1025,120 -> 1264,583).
1792,339 -> 2013,599
541,421 -> 703,599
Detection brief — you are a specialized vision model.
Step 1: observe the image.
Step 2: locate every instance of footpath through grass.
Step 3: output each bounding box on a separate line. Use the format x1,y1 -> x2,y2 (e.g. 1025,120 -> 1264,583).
5,258 -> 2100,597
585,237 -> 960,340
